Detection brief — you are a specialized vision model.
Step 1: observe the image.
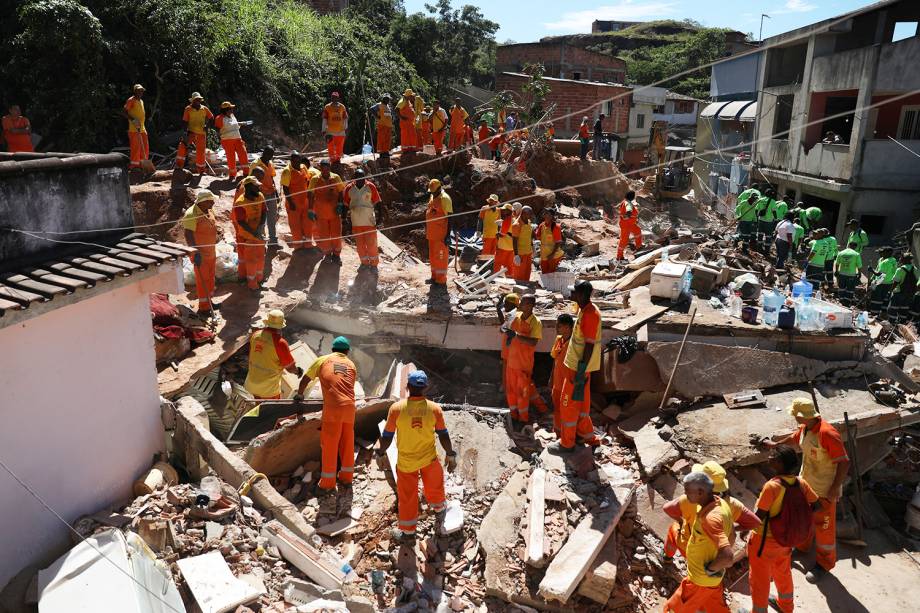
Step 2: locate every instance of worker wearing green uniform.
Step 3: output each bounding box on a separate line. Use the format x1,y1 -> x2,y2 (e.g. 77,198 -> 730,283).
793,222 -> 805,259
776,195 -> 791,220
805,229 -> 830,285
868,246 -> 897,316
798,206 -> 822,232
822,230 -> 838,286
845,219 -> 869,255
888,253 -> 917,324
735,186 -> 760,244
754,188 -> 779,251
834,242 -> 862,306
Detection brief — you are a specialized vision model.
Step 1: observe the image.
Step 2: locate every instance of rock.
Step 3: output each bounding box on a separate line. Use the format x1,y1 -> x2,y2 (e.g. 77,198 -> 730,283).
658,426 -> 673,441
345,596 -> 376,613
602,404 -> 622,421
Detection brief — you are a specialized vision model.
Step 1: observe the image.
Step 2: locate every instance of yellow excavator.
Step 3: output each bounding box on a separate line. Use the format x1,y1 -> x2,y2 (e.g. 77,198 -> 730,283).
647,121 -> 693,200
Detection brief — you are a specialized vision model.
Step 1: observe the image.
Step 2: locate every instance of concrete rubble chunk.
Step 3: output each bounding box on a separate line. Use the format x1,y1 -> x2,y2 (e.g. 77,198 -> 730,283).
177,551 -> 265,613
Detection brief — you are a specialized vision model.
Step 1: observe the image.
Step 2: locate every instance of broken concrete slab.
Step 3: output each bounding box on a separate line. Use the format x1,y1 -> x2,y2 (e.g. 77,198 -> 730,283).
631,422 -> 680,478
576,533 -> 618,605
262,521 -> 345,590
440,499 -> 464,535
177,551 -> 264,613
635,473 -> 682,543
525,468 -> 546,568
478,468 -> 529,602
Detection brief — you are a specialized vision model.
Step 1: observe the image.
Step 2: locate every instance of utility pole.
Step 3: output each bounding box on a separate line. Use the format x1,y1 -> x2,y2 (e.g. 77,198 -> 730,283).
759,14 -> 771,42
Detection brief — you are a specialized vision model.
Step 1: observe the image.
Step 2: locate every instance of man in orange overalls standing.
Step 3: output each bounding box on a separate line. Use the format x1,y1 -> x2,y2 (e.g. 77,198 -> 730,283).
494,204 -> 515,274
343,168 -> 382,270
177,92 -> 213,174
244,310 -> 301,400
182,189 -> 220,315
370,93 -> 394,161
477,194 -> 501,256
295,336 -> 358,501
549,313 -> 574,436
307,160 -> 346,262
322,91 -> 348,165
397,89 -> 423,153
617,189 -> 643,261
425,179 -> 452,285
121,86 -> 147,168
505,294 -> 542,424
280,151 -> 313,251
233,176 -> 267,291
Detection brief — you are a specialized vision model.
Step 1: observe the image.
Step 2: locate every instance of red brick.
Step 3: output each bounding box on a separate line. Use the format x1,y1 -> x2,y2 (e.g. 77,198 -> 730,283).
496,42 -> 626,84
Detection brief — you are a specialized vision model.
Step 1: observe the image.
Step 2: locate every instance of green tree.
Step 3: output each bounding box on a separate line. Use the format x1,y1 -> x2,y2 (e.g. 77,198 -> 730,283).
520,63 -> 551,123
345,0 -> 404,36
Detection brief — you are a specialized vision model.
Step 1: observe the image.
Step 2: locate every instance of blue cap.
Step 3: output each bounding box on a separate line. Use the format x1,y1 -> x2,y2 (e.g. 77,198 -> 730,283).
332,336 -> 350,351
407,370 -> 428,387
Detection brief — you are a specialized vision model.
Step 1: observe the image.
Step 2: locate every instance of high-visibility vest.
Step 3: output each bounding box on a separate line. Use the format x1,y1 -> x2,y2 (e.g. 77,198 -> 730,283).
217,113 -> 242,140
376,103 -> 393,129
426,194 -> 450,241
244,330 -> 287,398
686,498 -> 733,587
564,302 -> 602,372
800,420 -> 839,498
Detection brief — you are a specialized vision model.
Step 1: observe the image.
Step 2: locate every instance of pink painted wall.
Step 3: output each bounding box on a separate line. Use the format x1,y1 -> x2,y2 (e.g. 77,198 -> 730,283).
0,265 -> 181,589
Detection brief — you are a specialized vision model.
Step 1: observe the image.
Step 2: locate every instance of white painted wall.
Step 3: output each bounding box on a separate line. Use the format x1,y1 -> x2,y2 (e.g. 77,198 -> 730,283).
0,265 -> 180,589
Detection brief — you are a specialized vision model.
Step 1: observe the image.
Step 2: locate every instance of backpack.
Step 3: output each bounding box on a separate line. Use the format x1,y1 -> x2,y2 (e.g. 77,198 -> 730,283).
758,477 -> 814,552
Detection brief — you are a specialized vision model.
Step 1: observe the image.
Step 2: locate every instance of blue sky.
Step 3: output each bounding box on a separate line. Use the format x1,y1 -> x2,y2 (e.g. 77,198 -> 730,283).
403,0 -> 877,42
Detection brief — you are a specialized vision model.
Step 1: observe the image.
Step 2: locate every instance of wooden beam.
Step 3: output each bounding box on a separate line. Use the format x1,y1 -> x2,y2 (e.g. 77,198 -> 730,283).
525,468 -> 546,568
538,484 -> 635,604
262,520 -> 345,590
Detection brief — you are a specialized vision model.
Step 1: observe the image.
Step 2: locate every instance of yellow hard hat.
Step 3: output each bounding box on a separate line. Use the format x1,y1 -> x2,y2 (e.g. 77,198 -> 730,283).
263,309 -> 286,329
189,91 -> 204,102
504,292 -> 520,305
220,101 -> 235,110
404,88 -> 415,97
787,397 -> 819,419
428,179 -> 442,192
240,175 -> 259,187
501,203 -> 513,211
487,194 -> 499,203
195,189 -> 216,204
693,461 -> 729,494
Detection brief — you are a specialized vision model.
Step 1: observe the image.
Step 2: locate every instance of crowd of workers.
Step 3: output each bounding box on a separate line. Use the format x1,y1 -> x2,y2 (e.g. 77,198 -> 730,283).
735,184 -> 917,321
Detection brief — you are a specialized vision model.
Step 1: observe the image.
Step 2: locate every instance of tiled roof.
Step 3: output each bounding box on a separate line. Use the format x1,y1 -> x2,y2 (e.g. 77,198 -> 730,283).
0,233 -> 192,316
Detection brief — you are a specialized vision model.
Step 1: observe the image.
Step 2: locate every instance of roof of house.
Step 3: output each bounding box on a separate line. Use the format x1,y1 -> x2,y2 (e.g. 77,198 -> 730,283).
0,233 -> 192,317
763,0 -> 900,44
666,92 -> 702,102
500,71 -> 631,89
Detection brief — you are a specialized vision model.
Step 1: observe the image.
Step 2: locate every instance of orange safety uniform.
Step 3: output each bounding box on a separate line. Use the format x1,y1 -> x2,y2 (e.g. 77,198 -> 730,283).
123,97 -> 147,168
322,102 -> 348,163
430,108 -> 448,154
749,476 -> 819,613
479,205 -> 500,255
794,418 -> 848,571
251,158 -> 277,198
425,190 -> 452,284
559,302 -> 602,448
511,219 -> 534,282
506,312 -> 542,421
617,198 -> 643,259
373,103 -> 394,153
308,173 -> 346,255
664,495 -> 758,559
398,96 -> 423,151
550,335 -> 569,434
233,193 -> 266,289
281,162 -> 315,249
578,124 -> 590,140
305,352 -> 357,490
495,217 -> 514,274
181,203 -> 218,312
177,105 -> 213,171
448,105 -> 469,149
344,180 -> 381,266
244,329 -> 294,399
663,497 -> 734,613
537,221 -> 564,273
215,113 -> 249,178
2,114 -> 33,153
382,396 -> 448,536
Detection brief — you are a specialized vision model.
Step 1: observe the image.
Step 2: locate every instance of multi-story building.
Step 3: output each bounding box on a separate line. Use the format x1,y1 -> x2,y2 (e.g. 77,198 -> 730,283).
753,0 -> 920,243
654,92 -> 703,126
496,41 -> 626,84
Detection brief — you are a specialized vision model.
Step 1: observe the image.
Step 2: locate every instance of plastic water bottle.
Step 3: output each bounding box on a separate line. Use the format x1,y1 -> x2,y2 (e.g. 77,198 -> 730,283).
682,267 -> 693,296
730,292 -> 743,318
660,247 -> 669,262
361,143 -> 372,155
855,311 -> 869,331
791,278 -> 813,300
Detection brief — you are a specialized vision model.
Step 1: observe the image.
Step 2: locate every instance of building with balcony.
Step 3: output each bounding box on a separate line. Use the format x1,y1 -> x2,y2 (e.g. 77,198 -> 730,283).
753,0 -> 920,244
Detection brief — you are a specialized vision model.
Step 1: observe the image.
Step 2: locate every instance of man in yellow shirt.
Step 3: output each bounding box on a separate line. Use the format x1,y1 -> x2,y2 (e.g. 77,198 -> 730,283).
376,370 -> 457,541
511,205 -> 535,282
307,160 -> 346,260
425,179 -> 453,285
322,91 -> 348,164
477,194 -> 500,256
448,98 -> 469,150
244,310 -> 302,399
181,190 -> 219,314
429,100 -> 449,155
177,92 -> 213,174
122,84 -> 148,170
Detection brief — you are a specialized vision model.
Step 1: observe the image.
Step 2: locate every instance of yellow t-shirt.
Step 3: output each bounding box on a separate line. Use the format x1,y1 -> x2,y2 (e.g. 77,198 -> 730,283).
512,220 -> 534,255
383,397 -> 447,473
480,206 -> 499,239
180,203 -> 214,231
124,97 -> 145,133
450,106 -> 468,130
183,105 -> 213,135
496,217 -> 514,251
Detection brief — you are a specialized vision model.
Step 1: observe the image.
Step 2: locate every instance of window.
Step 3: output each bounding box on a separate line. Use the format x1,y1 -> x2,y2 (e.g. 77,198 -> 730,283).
891,21 -> 918,43
821,96 -> 857,144
637,114 -> 645,129
572,71 -> 582,81
604,100 -> 614,115
773,95 -> 794,139
859,214 -> 886,235
898,106 -> 920,140
653,105 -> 665,114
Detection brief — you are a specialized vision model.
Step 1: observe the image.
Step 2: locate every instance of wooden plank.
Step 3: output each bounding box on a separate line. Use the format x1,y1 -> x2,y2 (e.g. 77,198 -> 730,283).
612,264 -> 653,291
576,533 -> 618,605
25,269 -> 91,290
2,275 -> 69,298
69,257 -> 123,277
116,242 -> 173,261
0,297 -> 23,312
377,420 -> 399,484
537,485 -> 635,604
628,247 -> 668,270
0,284 -> 44,305
262,521 -> 345,590
525,467 -> 546,568
47,262 -> 107,283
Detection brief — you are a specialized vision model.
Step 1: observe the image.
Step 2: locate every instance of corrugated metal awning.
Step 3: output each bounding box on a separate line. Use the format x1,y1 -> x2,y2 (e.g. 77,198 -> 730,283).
700,101 -> 731,118
718,100 -> 755,120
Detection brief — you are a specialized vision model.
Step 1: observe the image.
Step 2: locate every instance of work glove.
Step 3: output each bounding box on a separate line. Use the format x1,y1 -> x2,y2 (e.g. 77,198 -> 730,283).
193,252 -> 202,267
292,393 -> 304,404
445,451 -> 458,472
308,210 -> 317,221
505,330 -> 516,346
572,363 -> 588,402
514,255 -> 522,266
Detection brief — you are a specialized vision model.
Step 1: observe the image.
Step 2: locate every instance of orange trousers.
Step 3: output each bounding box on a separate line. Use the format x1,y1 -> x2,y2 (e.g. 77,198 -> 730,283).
482,237 -> 497,256
177,133 -> 207,171
327,135 -> 345,162
396,459 -> 446,536
286,200 -> 313,249
513,253 -> 533,282
617,221 -> 642,258
233,224 -> 244,279
221,138 -> 249,178
449,130 -> 465,150
193,248 -> 216,312
354,225 -> 379,266
796,497 -> 836,571
558,368 -> 598,448
400,120 -> 418,151
128,132 -> 149,169
665,522 -> 688,559
749,533 -> 795,613
495,248 -> 514,274
240,241 -> 265,289
316,217 -> 343,255
318,418 -> 355,490
507,367 -> 534,421
432,130 -> 445,154
541,255 -> 563,273
429,239 -> 449,284
663,578 -> 730,613
376,126 -> 392,153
